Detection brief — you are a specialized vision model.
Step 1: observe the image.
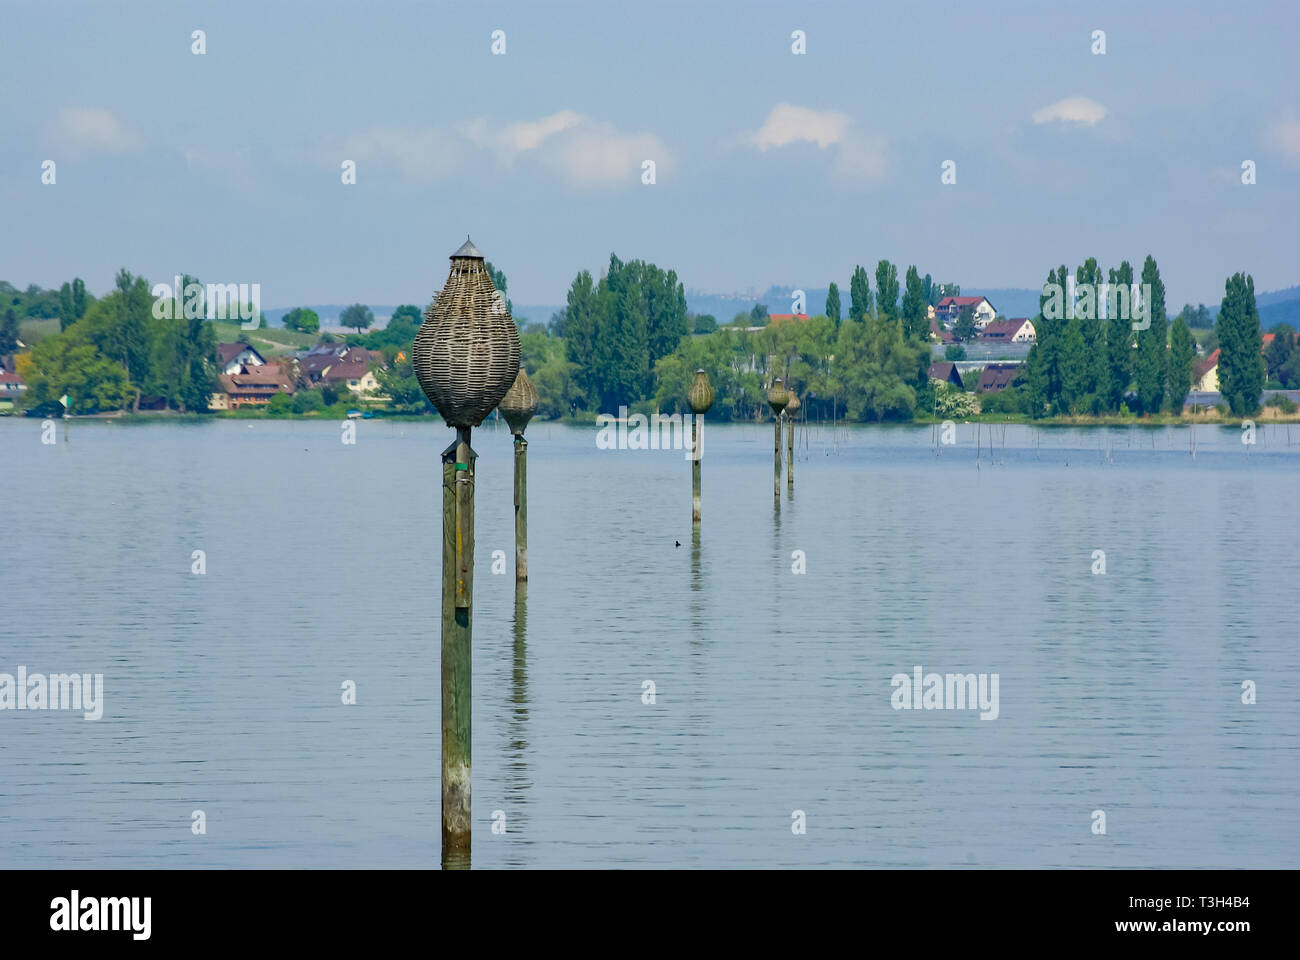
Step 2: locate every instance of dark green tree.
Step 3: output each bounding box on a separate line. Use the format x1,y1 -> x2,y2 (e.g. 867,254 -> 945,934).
563,270 -> 600,401
72,277 -> 88,320
825,282 -> 841,327
849,265 -> 872,323
1167,316 -> 1194,412
901,265 -> 926,340
283,307 -> 320,334
340,303 -> 374,334
1216,272 -> 1263,416
1104,261 -> 1135,411
692,314 -> 717,334
953,304 -> 977,342
1133,256 -> 1167,415
0,306 -> 19,353
58,283 -> 76,331
874,260 -> 899,325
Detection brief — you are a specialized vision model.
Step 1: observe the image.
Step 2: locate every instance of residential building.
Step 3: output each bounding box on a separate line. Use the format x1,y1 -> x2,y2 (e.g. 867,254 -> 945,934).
976,362 -> 1022,393
927,362 -> 964,389
0,371 -> 26,409
1192,349 -> 1220,392
216,342 -> 267,375
978,318 -> 1036,343
935,296 -> 997,328
209,362 -> 294,409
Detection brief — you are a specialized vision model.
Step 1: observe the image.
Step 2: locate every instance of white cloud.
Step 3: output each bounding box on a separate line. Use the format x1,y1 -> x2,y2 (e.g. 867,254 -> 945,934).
750,103 -> 851,150
338,111 -> 666,189
1032,97 -> 1108,127
1268,113 -> 1300,166
51,107 -> 139,154
501,110 -> 583,152
338,126 -> 465,183
542,124 -> 668,188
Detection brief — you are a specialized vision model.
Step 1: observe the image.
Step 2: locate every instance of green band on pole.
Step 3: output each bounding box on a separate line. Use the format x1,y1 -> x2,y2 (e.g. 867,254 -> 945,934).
455,462 -> 469,470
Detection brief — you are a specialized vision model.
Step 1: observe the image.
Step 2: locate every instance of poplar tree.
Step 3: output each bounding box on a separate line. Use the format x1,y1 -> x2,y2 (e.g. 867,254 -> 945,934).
849,265 -> 872,323
1216,272 -> 1263,416
1133,256 -> 1167,415
901,265 -> 926,340
825,282 -> 841,327
1105,261 -> 1134,411
1076,257 -> 1107,406
874,260 -> 899,325
1167,316 -> 1194,412
1025,267 -> 1061,417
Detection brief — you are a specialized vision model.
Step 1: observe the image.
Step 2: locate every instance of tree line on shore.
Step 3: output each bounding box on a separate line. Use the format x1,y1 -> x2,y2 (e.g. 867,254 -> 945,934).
3,255 -> 1284,421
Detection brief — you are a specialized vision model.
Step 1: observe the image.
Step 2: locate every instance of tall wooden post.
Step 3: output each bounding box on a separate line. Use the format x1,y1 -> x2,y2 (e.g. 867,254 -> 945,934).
413,236 -> 522,870
766,378 -> 788,500
513,436 -> 527,580
687,369 -> 714,524
692,421 -> 703,522
440,429 -> 475,864
499,369 -> 539,583
774,415 -> 782,498
785,392 -> 800,494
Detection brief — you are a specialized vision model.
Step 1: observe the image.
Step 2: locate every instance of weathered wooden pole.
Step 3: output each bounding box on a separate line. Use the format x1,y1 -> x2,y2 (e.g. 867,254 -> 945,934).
784,390 -> 800,494
499,369 -> 539,582
412,237 -> 521,867
687,369 -> 714,524
767,379 -> 788,499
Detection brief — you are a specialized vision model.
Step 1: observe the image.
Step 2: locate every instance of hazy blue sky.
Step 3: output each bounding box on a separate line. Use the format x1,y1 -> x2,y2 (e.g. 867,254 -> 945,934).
2,0 -> 1297,309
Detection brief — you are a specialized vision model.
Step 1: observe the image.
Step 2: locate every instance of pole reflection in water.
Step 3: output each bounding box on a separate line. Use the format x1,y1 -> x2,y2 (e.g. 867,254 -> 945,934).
504,581 -> 532,865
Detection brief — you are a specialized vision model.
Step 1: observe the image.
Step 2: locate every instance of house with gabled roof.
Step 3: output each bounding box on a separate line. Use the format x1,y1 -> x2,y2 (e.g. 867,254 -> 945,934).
216,342 -> 267,375
928,362 -> 964,389
978,318 -> 1036,343
976,362 -> 1022,393
935,296 -> 997,328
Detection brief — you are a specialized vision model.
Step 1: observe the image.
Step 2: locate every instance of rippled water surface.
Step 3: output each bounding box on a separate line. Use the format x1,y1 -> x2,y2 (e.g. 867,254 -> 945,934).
2,417 -> 1298,868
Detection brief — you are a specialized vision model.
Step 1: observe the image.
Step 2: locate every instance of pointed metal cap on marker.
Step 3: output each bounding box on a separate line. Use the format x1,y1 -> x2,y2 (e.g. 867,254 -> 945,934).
451,236 -> 484,259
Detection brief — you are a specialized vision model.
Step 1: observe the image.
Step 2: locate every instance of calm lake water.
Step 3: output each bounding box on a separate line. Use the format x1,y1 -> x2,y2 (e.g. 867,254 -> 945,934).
2,416 -> 1298,868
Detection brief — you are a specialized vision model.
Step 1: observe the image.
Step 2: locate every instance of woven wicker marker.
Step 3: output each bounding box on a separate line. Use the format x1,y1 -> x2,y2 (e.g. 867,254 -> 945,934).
784,391 -> 800,494
687,369 -> 714,524
767,379 -> 788,499
499,369 -> 538,582
413,237 -> 520,866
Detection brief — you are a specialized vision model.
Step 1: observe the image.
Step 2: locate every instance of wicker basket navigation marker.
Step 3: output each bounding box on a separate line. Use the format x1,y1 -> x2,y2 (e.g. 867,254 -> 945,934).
498,369 -> 538,582
767,379 -> 788,500
414,237 -> 520,867
414,237 -> 521,428
687,370 -> 714,524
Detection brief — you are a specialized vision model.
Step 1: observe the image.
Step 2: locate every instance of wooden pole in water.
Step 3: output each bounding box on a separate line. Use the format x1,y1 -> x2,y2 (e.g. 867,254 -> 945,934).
440,431 -> 475,861
687,370 -> 715,524
785,391 -> 800,493
514,438 -> 527,578
767,379 -> 788,500
412,236 -> 522,869
499,370 -> 539,582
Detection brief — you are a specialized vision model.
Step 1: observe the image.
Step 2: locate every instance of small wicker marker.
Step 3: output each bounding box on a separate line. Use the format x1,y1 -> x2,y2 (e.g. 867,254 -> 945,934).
412,237 -> 520,867
784,391 -> 800,494
767,379 -> 789,500
687,369 -> 715,524
499,369 -> 539,582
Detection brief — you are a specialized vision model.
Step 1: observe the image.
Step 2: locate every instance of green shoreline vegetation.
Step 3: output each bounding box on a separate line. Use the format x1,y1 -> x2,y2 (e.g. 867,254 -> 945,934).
4,255 -> 1298,425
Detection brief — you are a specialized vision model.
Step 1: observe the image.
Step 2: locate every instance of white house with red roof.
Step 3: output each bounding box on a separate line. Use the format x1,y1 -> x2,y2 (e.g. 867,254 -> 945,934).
979,318 -> 1036,343
935,296 -> 997,328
